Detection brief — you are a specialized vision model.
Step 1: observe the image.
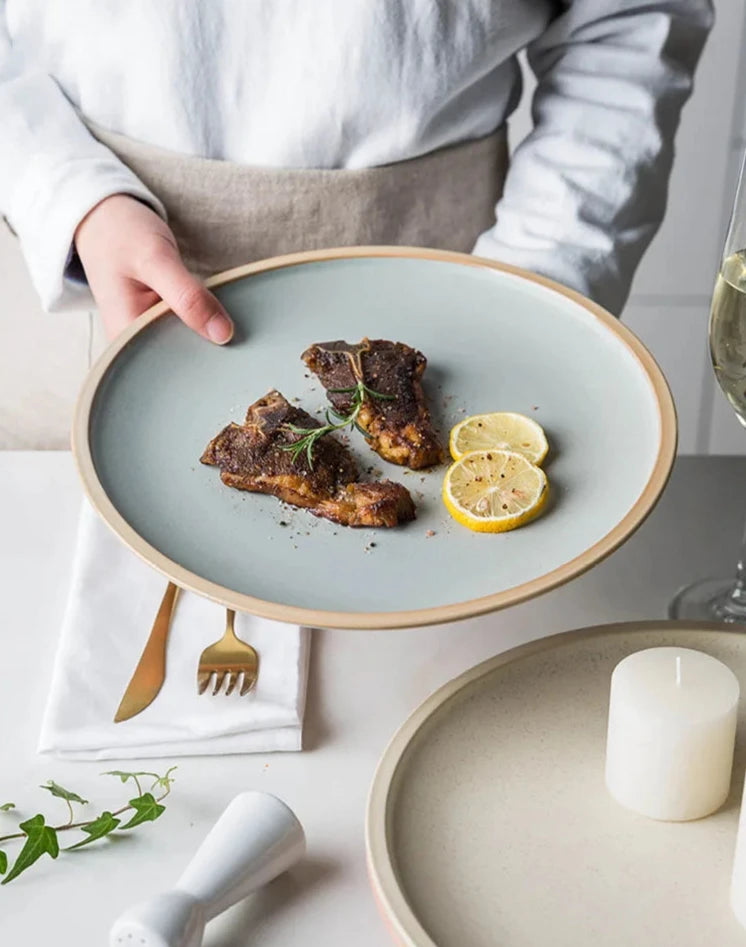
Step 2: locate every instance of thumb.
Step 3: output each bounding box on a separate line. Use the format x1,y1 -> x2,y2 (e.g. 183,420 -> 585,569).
140,243 -> 234,344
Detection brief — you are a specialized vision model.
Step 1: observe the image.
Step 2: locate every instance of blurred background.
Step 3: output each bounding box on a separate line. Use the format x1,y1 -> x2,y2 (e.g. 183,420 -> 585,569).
2,0 -> 744,453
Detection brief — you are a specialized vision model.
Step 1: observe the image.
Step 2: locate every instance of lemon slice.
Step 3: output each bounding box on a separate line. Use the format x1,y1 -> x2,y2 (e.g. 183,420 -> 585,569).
449,412 -> 548,464
442,449 -> 548,533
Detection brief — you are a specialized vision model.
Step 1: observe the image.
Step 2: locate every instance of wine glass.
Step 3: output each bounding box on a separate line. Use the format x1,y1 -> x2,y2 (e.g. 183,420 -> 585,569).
670,151 -> 746,622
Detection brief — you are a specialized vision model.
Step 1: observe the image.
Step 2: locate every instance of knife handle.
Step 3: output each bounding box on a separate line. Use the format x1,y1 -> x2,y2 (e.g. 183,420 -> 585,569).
144,581 -> 180,671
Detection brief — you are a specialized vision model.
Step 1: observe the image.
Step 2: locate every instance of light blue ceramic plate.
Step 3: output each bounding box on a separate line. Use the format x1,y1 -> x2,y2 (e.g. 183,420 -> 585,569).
73,248 -> 676,629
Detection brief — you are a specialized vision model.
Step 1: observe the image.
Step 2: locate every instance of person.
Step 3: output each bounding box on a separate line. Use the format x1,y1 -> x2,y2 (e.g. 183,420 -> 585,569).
0,1 -> 713,344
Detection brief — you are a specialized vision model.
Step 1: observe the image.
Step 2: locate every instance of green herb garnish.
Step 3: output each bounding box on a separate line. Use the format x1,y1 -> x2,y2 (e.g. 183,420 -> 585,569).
281,381 -> 394,469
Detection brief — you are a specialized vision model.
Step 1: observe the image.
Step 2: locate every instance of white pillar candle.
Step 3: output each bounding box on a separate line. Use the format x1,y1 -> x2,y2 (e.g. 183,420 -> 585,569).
605,647 -> 739,821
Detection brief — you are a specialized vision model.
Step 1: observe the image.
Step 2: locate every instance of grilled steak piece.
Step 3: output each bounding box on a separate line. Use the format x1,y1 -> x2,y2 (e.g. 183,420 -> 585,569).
301,338 -> 443,469
201,390 -> 415,528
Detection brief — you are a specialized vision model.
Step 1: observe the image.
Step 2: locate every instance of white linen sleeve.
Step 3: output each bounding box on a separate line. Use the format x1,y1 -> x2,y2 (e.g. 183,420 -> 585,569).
0,6 -> 166,311
473,0 -> 714,316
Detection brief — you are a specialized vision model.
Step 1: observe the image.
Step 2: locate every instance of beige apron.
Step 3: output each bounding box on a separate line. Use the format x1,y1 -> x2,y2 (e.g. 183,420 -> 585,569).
4,125 -> 508,448
87,122 -> 508,276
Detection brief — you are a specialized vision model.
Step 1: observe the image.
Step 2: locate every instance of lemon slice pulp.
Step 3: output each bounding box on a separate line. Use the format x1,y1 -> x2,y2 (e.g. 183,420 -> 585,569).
449,412 -> 548,465
442,449 -> 548,533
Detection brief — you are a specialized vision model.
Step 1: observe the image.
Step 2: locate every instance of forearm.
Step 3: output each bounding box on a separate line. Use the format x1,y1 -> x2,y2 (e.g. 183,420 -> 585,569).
0,16 -> 165,311
475,0 -> 714,315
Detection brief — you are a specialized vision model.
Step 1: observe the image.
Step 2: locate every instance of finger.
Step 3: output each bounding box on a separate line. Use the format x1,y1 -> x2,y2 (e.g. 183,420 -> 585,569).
98,306 -> 132,342
140,245 -> 234,344
93,280 -> 160,341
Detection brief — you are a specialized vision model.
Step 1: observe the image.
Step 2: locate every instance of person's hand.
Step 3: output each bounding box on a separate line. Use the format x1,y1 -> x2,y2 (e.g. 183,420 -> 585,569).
74,194 -> 234,343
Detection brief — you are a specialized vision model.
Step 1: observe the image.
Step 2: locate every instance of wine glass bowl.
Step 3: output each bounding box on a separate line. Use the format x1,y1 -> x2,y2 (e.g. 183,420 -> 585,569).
710,251 -> 746,428
670,161 -> 746,623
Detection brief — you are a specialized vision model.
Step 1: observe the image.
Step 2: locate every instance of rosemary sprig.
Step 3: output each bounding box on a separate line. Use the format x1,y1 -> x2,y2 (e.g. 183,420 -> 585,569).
282,381 -> 394,468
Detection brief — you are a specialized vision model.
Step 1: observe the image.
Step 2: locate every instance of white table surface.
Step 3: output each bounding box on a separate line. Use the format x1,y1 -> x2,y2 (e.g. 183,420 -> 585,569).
1,451 -> 744,945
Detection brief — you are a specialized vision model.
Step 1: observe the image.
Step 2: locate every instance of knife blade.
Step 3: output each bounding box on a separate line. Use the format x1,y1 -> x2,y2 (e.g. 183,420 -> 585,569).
114,581 -> 180,723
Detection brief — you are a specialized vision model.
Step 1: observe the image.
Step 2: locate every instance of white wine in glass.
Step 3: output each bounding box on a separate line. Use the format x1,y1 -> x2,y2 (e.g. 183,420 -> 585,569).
710,250 -> 746,425
671,158 -> 746,621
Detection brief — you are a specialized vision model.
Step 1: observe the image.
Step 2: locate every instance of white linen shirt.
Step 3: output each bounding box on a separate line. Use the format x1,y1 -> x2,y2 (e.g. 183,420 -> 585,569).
0,0 -> 713,315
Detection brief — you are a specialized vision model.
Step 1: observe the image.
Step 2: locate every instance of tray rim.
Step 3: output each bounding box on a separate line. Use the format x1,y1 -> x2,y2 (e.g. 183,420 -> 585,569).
72,246 -> 677,630
365,619 -> 740,947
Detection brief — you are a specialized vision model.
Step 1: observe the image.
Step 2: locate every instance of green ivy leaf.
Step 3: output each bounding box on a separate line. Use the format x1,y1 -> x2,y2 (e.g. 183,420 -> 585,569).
102,770 -> 160,785
0,803 -> 14,812
0,851 -> 7,875
119,793 -> 165,830
1,815 -> 59,885
39,781 -> 89,806
66,812 -> 121,851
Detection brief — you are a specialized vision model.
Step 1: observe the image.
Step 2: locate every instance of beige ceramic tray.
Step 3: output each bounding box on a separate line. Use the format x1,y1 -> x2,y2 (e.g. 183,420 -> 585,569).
367,621 -> 746,946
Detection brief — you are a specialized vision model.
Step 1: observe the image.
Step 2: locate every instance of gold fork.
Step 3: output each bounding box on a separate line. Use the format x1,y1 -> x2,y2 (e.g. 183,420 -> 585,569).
197,609 -> 259,696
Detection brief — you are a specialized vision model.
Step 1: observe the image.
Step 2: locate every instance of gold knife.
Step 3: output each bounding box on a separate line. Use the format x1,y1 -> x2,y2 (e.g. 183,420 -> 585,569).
114,582 -> 180,723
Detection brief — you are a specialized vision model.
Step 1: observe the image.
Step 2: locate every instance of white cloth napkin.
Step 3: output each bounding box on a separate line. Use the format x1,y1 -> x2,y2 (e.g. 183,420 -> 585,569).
39,503 -> 311,760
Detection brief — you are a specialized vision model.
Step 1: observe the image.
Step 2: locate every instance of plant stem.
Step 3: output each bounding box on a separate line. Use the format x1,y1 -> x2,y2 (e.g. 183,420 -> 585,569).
0,785 -> 172,845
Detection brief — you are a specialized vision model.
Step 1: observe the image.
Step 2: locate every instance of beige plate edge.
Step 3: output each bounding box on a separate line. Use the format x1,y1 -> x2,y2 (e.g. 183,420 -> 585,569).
72,246 -> 678,630
364,619 -> 737,946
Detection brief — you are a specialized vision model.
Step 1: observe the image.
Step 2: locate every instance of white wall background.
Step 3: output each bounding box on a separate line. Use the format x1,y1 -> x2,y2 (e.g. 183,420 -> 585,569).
1,0 -> 744,452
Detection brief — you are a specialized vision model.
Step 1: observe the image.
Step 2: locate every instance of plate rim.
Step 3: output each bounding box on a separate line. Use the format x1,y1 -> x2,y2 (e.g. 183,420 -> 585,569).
364,619 -> 739,947
72,245 -> 677,630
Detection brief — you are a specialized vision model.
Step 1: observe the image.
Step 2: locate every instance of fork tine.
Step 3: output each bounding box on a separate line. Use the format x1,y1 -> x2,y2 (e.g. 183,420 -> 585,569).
197,670 -> 212,695
212,671 -> 226,695
240,671 -> 255,696
224,672 -> 238,696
